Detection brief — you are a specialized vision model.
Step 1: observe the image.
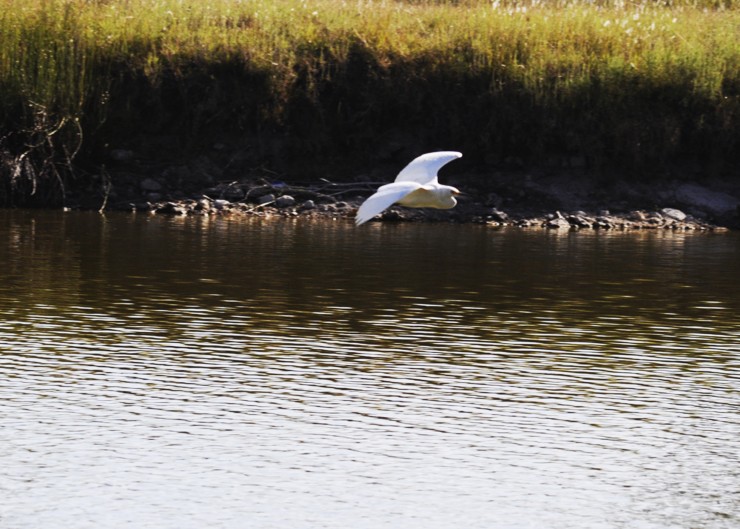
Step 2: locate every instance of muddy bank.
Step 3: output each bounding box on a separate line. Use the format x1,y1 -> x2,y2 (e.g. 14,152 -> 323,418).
69,145 -> 740,231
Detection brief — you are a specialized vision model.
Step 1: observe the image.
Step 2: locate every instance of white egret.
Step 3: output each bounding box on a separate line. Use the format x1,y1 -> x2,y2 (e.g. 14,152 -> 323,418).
355,151 -> 463,226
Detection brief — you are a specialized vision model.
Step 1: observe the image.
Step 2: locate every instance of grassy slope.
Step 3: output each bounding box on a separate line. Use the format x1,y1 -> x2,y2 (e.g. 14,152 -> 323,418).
1,0 -> 739,203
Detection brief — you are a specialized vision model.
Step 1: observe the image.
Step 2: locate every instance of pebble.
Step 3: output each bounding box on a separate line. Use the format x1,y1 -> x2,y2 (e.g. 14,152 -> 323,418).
156,202 -> 187,215
568,214 -> 594,228
546,217 -> 571,229
490,208 -> 509,222
661,207 -> 687,221
275,195 -> 296,208
121,192 -> 727,231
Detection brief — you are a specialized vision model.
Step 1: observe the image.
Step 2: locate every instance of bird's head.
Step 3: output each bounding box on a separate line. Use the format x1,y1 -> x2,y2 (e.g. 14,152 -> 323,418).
443,186 -> 462,208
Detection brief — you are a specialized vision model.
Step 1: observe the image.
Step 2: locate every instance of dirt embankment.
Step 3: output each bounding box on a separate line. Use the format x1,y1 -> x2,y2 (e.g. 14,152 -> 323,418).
71,140 -> 740,231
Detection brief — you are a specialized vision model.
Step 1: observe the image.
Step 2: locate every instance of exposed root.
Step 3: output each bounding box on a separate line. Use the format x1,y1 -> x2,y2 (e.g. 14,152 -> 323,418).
0,103 -> 82,206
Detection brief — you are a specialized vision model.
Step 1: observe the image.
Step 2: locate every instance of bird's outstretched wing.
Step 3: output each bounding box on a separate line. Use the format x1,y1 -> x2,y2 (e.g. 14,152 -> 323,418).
355,181 -> 420,225
394,151 -> 462,185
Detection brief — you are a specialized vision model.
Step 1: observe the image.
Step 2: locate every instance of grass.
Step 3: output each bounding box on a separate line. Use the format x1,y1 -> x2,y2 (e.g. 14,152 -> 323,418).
1,0 -> 739,203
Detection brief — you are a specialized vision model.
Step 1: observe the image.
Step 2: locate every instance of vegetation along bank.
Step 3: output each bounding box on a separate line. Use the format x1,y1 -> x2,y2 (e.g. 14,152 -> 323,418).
1,0 -> 739,227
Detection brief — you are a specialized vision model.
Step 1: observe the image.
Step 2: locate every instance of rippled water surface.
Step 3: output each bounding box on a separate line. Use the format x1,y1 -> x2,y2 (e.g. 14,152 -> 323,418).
1,210 -> 739,529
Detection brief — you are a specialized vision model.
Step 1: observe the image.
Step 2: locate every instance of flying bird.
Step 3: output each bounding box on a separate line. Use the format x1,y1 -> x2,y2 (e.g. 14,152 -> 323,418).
355,151 -> 462,226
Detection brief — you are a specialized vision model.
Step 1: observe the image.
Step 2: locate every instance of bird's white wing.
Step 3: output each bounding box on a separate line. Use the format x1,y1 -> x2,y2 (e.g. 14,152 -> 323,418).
394,151 -> 462,185
355,181 -> 420,225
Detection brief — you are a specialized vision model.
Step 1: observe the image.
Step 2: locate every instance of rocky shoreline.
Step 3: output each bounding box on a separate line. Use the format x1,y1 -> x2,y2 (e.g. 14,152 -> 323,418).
98,182 -> 736,232
71,149 -> 740,231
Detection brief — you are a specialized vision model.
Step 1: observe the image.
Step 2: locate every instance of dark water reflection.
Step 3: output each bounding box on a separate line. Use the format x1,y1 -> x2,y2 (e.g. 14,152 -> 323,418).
1,210 -> 739,529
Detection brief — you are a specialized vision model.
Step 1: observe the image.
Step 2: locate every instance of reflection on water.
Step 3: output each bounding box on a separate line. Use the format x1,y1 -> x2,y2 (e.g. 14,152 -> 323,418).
1,210 -> 739,529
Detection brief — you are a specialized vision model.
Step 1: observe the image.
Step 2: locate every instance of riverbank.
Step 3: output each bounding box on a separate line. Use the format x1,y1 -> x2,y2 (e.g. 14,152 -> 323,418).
2,0 -> 740,228
69,143 -> 739,231
2,0 -> 740,212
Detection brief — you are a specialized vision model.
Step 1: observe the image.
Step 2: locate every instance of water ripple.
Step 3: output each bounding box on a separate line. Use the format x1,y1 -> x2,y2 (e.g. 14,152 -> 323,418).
1,212 -> 739,529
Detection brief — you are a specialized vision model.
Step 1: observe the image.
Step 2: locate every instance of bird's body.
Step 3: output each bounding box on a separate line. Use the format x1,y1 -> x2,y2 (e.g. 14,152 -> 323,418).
355,151 -> 462,226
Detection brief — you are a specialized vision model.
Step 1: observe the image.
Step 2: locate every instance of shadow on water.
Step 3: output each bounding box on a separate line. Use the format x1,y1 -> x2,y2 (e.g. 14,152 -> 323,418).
1,210 -> 739,529
3,209 -> 739,313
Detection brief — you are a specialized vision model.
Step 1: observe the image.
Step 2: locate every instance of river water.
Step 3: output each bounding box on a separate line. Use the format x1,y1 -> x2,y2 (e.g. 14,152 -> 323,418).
1,210 -> 738,529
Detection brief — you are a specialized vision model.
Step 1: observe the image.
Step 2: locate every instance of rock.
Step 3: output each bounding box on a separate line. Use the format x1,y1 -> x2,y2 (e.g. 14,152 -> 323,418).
661,207 -> 687,221
257,194 -> 275,205
646,216 -> 665,227
213,199 -> 230,210
546,217 -> 571,229
140,178 -> 162,192
382,210 -> 403,221
299,199 -> 316,210
568,214 -> 594,228
545,211 -> 567,221
674,183 -> 739,215
156,202 -> 187,215
595,215 -> 615,228
490,208 -> 509,222
195,198 -> 211,211
275,195 -> 296,208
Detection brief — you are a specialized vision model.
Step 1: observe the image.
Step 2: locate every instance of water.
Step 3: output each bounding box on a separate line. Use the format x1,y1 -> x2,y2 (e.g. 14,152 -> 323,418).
1,210 -> 739,529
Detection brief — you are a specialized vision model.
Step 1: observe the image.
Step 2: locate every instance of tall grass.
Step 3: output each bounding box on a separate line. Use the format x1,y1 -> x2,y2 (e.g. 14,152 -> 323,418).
1,0 -> 739,202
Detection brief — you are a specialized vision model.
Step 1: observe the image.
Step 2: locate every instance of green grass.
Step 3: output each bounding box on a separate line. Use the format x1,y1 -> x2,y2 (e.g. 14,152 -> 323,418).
1,0 -> 740,202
